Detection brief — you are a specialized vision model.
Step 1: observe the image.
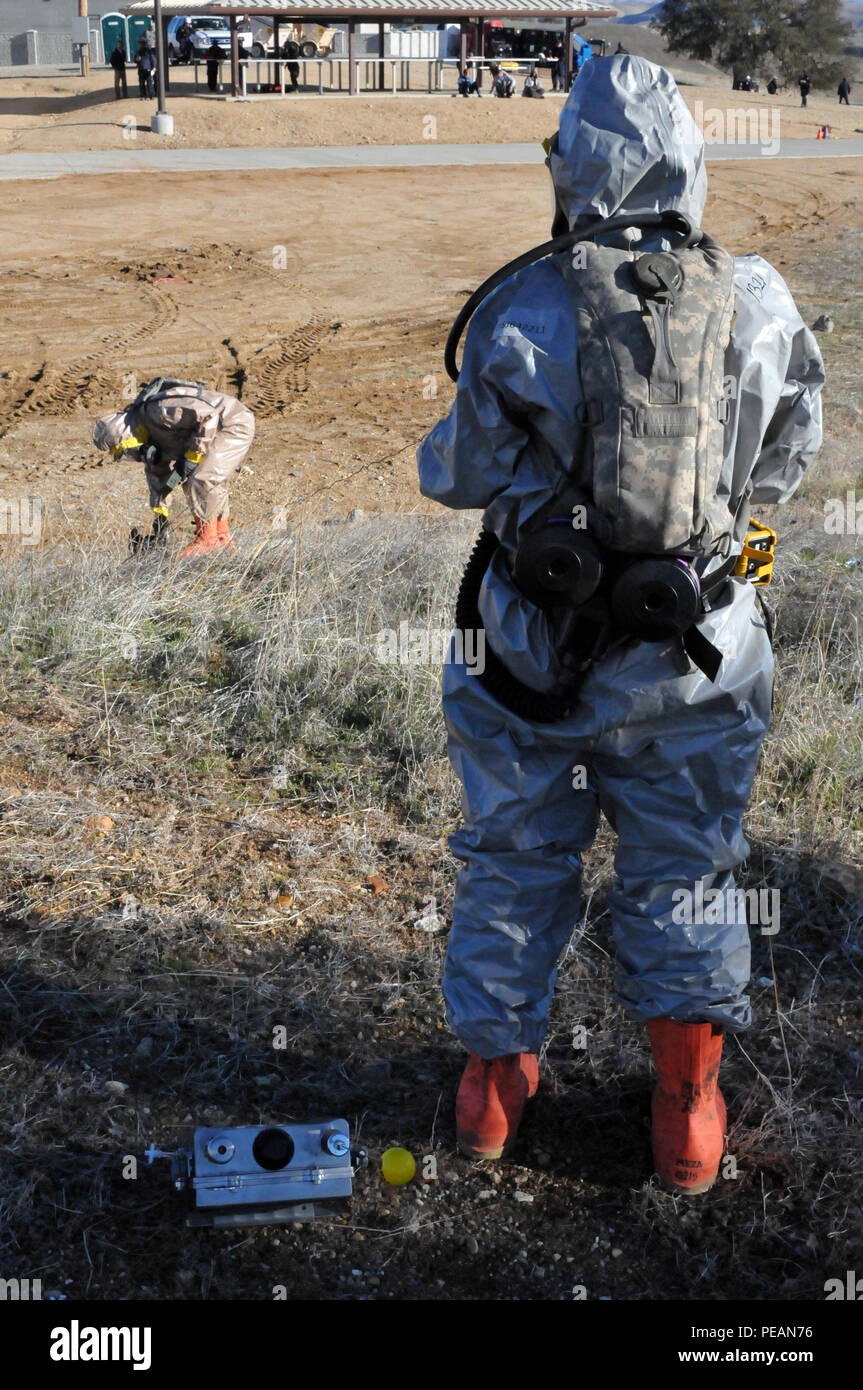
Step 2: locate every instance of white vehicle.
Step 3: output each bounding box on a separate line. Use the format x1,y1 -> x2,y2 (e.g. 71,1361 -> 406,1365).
246,17 -> 335,60
167,15 -> 254,64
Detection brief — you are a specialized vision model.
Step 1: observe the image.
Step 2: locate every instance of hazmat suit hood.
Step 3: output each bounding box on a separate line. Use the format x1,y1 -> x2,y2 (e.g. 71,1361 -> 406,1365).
93,410 -> 148,457
548,55 -> 707,236
93,411 -> 133,452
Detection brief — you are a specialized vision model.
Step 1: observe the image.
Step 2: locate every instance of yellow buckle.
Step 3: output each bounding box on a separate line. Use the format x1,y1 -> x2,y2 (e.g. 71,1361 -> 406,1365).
733,518 -> 777,587
114,430 -> 148,458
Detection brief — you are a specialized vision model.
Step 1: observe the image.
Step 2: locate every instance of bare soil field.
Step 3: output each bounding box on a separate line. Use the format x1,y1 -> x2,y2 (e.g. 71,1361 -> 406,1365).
1,157 -> 861,542
0,136 -> 861,1304
1,71 -> 862,155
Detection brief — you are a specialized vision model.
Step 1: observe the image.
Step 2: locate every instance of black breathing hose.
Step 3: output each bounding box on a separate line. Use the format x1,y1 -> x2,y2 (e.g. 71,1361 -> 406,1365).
455,528 -> 583,723
444,208 -> 703,382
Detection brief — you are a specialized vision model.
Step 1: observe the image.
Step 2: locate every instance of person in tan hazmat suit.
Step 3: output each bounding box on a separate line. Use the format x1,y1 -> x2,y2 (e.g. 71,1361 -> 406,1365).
93,379 -> 255,558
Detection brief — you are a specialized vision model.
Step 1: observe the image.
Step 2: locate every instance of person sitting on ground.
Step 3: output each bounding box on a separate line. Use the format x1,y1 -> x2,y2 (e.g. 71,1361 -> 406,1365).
522,66 -> 545,98
767,76 -> 778,95
489,63 -> 516,98
457,64 -> 480,96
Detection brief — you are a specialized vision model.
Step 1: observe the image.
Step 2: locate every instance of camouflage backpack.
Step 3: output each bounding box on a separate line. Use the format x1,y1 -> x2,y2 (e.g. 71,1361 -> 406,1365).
562,238 -> 737,558
447,211 -> 746,716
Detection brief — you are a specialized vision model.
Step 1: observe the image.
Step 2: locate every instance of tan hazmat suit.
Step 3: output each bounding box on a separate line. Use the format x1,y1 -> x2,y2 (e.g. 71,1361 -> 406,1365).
136,386 -> 254,522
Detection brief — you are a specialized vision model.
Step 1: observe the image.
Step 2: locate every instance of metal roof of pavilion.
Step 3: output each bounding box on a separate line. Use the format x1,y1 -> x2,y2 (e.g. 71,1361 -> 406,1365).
126,1 -> 617,16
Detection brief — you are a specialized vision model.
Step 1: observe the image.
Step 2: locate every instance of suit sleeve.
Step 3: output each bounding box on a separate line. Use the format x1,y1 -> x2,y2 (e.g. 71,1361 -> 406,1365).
417,300 -> 531,512
184,402 -> 223,466
737,258 -> 825,505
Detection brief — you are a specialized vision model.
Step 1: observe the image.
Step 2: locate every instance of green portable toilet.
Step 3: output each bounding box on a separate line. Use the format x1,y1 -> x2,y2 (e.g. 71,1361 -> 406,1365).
127,15 -> 155,53
101,12 -> 128,62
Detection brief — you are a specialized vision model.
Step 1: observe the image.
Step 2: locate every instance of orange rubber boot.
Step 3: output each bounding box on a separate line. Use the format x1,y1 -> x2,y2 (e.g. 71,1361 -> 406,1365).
179,518 -> 221,559
456,1052 -> 539,1160
648,1019 -> 726,1195
215,517 -> 235,550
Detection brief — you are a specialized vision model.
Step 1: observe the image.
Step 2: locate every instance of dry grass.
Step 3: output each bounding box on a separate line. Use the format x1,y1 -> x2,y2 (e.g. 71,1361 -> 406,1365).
0,510 -> 860,1300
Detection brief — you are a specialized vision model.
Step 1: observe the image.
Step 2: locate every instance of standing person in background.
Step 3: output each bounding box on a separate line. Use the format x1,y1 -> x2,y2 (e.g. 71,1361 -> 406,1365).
110,40 -> 128,100
838,77 -> 851,105
799,72 -> 812,106
136,39 -> 156,100
551,42 -> 565,92
206,39 -> 221,93
177,18 -> 194,63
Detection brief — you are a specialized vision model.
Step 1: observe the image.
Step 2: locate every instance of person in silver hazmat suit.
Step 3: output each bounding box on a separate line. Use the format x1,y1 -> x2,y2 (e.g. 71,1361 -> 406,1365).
417,56 -> 824,1191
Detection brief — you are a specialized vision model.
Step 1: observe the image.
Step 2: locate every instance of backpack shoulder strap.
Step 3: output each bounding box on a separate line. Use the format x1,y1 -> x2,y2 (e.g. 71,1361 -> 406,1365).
132,378 -> 206,410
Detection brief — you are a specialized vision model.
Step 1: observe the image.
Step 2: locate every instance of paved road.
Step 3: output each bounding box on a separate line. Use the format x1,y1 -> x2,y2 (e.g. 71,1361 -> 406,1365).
2,137 -> 863,181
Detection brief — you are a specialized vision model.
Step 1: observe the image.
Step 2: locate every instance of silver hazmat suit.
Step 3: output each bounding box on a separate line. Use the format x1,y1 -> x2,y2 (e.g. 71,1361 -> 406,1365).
417,56 -> 825,1057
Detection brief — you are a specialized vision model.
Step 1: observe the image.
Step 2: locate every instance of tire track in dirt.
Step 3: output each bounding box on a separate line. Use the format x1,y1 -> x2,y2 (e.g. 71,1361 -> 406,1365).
241,317 -> 337,413
181,243 -> 345,418
0,363 -> 48,437
197,242 -> 339,416
0,279 -> 178,438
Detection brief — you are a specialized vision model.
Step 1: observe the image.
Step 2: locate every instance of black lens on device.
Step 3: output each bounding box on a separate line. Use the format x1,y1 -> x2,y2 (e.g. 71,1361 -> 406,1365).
252,1127 -> 295,1171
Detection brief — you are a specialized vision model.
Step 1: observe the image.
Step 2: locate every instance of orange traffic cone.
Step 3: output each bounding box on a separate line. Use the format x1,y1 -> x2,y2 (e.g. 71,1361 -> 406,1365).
648,1019 -> 726,1195
456,1052 -> 538,1160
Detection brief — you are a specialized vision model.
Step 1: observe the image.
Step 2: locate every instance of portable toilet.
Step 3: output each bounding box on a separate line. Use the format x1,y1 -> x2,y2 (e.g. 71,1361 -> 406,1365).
127,14 -> 155,53
101,12 -> 129,62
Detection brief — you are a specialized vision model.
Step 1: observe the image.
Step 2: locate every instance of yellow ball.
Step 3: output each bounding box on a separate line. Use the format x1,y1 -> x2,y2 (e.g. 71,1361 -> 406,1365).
380,1147 -> 416,1186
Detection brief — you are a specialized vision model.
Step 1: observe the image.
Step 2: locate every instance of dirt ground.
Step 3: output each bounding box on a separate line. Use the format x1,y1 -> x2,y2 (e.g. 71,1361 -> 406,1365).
1,70 -> 862,154
0,156 -> 860,547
